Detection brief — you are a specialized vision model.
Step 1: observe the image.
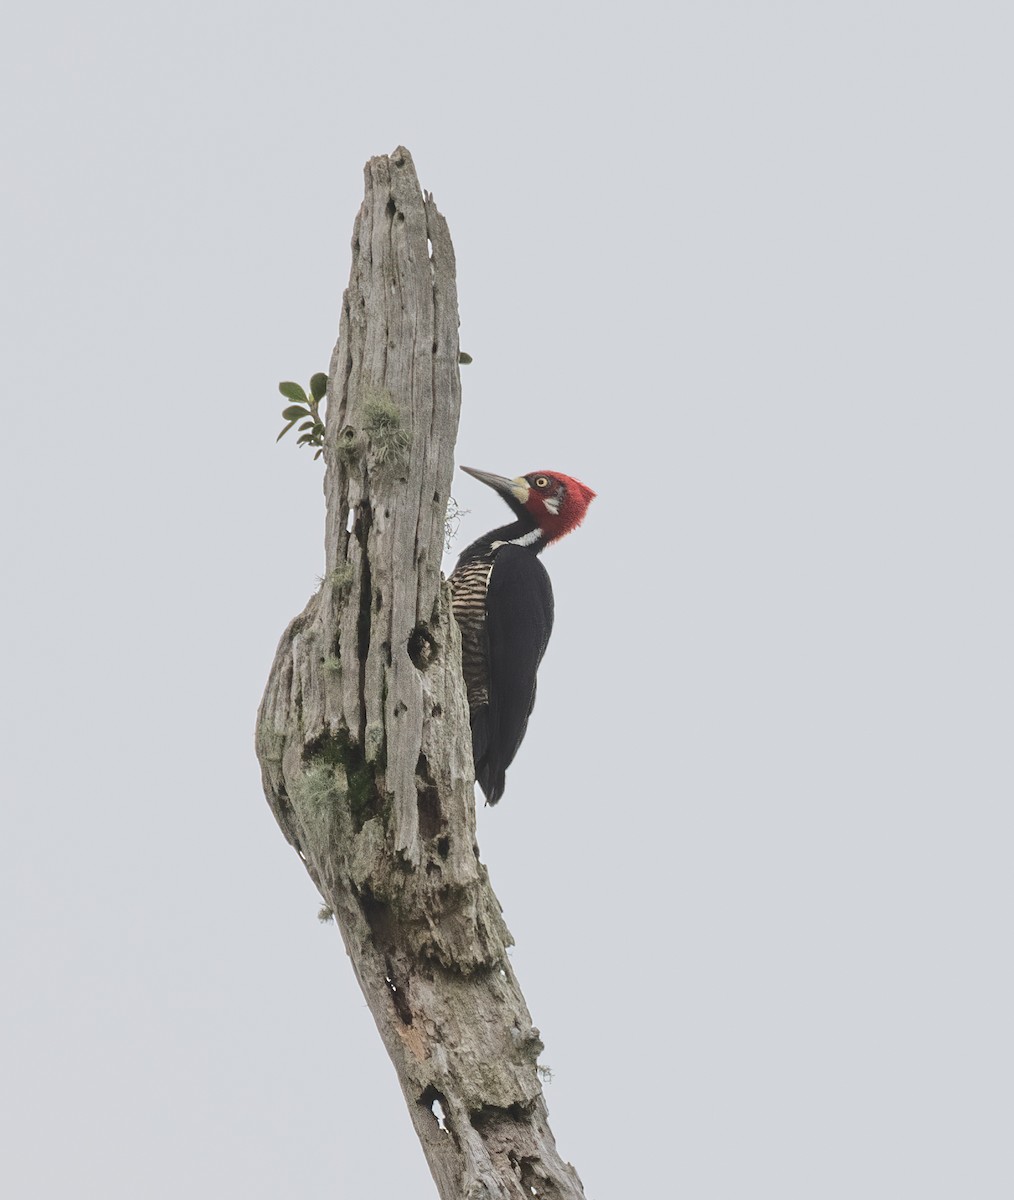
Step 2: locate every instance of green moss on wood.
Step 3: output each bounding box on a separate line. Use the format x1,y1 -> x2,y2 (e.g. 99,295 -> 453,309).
362,389 -> 410,469
330,563 -> 354,593
303,730 -> 388,833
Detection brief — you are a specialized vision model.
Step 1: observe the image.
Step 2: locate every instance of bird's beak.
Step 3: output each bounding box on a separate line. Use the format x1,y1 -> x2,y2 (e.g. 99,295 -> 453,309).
460,466 -> 530,505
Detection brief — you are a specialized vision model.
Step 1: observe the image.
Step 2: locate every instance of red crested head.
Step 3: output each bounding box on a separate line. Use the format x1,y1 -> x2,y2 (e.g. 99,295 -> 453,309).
459,466 -> 596,547
520,471 -> 596,542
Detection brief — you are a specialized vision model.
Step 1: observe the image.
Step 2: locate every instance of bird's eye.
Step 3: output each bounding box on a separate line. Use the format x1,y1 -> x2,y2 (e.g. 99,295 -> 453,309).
534,476 -> 549,489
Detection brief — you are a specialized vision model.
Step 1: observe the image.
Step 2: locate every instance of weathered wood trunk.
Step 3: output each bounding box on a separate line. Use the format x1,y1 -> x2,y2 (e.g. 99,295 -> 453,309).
255,148 -> 585,1200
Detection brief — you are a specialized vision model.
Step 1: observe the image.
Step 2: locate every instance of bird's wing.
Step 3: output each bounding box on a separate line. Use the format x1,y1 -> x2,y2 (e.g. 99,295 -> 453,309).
480,545 -> 555,803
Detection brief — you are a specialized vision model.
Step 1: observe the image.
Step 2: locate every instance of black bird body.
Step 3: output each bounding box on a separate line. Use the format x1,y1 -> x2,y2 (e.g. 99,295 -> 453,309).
449,468 -> 594,805
451,530 -> 555,804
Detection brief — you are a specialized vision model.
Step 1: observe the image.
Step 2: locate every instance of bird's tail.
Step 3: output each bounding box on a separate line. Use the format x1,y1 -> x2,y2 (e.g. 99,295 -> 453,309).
470,708 -> 505,805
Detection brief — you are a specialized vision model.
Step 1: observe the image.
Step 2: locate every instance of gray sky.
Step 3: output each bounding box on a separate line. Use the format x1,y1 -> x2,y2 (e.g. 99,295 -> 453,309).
3,2 -> 1012,1196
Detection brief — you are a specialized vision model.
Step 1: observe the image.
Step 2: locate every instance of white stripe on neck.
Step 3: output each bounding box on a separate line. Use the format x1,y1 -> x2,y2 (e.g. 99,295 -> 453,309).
492,527 -> 545,550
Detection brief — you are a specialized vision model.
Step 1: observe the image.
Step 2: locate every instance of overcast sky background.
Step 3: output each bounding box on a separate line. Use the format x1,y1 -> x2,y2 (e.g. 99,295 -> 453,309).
2,3 -> 1012,1197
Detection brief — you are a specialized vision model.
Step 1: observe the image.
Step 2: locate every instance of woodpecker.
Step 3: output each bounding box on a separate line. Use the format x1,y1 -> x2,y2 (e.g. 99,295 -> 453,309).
449,466 -> 596,804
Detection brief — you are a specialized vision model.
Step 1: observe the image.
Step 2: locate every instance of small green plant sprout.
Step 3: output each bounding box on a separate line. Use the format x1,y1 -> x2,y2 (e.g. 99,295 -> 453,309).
458,350 -> 473,364
276,373 -> 328,459
317,905 -> 334,923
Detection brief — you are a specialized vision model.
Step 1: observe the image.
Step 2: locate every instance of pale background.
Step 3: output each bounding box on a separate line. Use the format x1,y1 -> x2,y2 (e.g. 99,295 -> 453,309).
2,3 -> 1011,1197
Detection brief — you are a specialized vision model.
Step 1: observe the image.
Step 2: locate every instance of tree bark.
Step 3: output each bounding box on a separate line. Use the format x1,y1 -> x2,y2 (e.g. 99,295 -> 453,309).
255,147 -> 585,1200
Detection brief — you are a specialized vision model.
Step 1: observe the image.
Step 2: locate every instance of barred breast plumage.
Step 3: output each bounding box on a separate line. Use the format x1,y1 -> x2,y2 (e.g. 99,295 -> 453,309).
449,555 -> 494,711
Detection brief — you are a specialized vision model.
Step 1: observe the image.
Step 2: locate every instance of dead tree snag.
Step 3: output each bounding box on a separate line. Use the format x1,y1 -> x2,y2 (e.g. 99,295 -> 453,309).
254,148 -> 585,1200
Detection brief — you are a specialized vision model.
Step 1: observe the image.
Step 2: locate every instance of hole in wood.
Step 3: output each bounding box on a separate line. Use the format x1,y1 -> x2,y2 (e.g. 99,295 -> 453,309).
383,956 -> 413,1025
408,625 -> 438,670
416,754 -> 443,838
420,1086 -> 449,1132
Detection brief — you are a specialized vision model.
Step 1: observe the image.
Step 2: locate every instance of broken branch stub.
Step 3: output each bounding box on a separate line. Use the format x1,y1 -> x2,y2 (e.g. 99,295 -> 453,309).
255,147 -> 585,1199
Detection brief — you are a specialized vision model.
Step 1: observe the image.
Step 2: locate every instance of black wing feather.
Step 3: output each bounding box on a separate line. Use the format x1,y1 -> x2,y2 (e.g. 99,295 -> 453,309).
475,545 -> 554,804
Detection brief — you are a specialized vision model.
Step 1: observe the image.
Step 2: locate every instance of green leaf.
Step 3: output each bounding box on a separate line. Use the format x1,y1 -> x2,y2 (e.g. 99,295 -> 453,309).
313,424 -> 325,436
310,372 -> 328,401
314,448 -> 323,460
298,420 -> 316,431
279,381 -> 308,403
282,405 -> 310,421
458,351 -> 473,364
296,433 -> 314,445
276,421 -> 297,442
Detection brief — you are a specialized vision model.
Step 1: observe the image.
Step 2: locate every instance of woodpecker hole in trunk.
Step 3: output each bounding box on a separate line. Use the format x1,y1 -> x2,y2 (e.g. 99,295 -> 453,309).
408,625 -> 438,670
420,1086 -> 449,1132
469,1102 -> 532,1134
